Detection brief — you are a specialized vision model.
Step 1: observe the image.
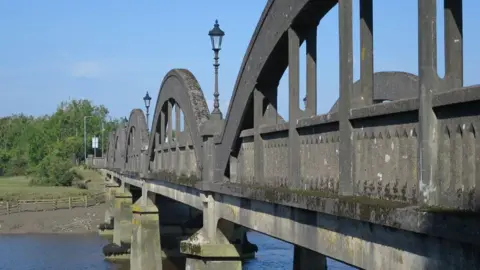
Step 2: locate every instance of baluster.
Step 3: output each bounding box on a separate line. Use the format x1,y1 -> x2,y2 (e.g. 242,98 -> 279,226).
359,0 -> 374,106
444,0 -> 463,90
305,24 -> 317,116
418,0 -> 440,206
160,109 -> 166,170
338,0 -> 354,195
254,87 -> 265,184
288,27 -> 301,188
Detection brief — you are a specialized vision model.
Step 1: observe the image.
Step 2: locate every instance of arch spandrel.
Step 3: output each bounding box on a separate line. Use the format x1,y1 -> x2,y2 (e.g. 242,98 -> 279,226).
113,124 -> 127,171
213,0 -> 336,177
125,109 -> 149,172
213,1 -> 421,179
148,69 -> 210,172
106,131 -> 116,168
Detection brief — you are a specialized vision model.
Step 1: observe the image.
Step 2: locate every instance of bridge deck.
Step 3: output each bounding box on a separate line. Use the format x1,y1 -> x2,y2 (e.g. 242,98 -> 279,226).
106,169 -> 480,269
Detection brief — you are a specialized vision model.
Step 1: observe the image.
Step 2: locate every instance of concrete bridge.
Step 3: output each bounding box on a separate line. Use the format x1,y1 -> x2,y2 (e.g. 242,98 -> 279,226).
97,0 -> 480,269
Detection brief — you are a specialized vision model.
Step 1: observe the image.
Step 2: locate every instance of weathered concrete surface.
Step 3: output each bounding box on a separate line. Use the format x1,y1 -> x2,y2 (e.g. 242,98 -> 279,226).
181,228 -> 242,270
100,0 -> 480,269
185,259 -> 241,270
130,199 -> 163,270
113,190 -> 133,246
213,192 -> 480,270
293,245 -> 327,270
116,174 -> 480,270
98,228 -> 113,240
122,175 -> 202,210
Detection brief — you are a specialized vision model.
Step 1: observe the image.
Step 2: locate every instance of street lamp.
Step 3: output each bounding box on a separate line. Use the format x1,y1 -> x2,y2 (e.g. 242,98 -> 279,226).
83,115 -> 93,161
208,19 -> 225,120
143,91 -> 152,131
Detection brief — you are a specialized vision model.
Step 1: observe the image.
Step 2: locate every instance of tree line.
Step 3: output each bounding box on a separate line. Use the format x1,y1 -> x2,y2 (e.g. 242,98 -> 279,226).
0,99 -> 121,186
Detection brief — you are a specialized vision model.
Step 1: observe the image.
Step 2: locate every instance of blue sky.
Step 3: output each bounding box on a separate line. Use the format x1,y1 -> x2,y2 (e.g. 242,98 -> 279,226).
1,0 -> 479,125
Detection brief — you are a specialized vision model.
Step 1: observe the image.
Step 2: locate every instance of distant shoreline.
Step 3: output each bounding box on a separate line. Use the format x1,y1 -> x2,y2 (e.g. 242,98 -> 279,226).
0,204 -> 106,235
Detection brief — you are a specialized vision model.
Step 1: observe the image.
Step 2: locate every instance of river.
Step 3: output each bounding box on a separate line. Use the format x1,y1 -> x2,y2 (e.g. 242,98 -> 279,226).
0,232 -> 354,269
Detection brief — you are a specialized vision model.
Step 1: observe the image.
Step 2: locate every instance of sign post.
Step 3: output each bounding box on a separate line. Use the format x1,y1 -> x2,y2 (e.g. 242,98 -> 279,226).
92,136 -> 99,158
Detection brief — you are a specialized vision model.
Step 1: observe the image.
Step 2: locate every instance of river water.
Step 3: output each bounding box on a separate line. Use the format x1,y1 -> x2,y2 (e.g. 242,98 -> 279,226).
0,232 -> 353,269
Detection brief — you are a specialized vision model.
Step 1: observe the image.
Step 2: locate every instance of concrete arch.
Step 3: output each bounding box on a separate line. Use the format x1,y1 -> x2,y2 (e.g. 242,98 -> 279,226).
125,109 -> 149,172
106,131 -> 116,168
113,123 -> 127,171
214,1 -> 420,177
214,0 -> 337,177
148,69 -> 210,171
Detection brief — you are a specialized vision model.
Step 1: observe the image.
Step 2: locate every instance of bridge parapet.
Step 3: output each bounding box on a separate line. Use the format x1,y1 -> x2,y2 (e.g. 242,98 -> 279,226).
98,1 -> 480,269
104,0 -> 480,214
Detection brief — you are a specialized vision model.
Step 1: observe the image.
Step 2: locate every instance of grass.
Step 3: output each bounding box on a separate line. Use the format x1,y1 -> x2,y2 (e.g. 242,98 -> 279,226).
0,168 -> 105,202
72,167 -> 105,191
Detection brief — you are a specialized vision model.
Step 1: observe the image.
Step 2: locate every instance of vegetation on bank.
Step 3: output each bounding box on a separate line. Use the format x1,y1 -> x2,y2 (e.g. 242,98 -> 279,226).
0,167 -> 106,201
0,99 -> 121,188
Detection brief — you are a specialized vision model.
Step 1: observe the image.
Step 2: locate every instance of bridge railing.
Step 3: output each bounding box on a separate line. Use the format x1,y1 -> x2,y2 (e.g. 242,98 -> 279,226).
104,1 -> 479,212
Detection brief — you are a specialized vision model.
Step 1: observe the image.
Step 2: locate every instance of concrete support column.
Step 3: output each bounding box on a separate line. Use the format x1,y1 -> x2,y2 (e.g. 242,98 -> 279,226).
231,225 -> 258,259
113,189 -> 133,246
180,193 -> 242,270
102,185 -> 133,262
98,183 -> 119,240
293,245 -> 327,270
104,183 -> 118,222
130,196 -> 163,270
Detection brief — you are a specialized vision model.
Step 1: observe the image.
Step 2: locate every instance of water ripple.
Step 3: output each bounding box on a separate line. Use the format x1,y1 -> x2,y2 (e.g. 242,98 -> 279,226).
0,232 -> 354,269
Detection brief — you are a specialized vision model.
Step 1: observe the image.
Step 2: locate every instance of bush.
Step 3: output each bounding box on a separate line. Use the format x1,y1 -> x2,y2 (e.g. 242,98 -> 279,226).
7,154 -> 29,176
29,154 -> 79,186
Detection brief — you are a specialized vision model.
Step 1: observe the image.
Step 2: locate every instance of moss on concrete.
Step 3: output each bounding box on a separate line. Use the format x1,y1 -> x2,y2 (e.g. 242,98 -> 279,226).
98,229 -> 114,240
239,183 -> 409,208
146,170 -> 201,187
180,241 -> 242,258
417,205 -> 480,217
180,241 -> 202,255
225,183 -> 413,224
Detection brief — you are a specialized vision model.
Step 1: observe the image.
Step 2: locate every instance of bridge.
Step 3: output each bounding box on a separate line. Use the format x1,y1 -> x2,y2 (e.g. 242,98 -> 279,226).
97,0 -> 480,269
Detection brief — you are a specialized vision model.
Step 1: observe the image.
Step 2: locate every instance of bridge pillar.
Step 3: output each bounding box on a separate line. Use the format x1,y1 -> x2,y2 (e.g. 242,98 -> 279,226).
293,245 -> 327,270
130,194 -> 163,270
158,196 -> 203,269
113,188 -> 133,246
97,182 -> 118,240
102,184 -> 133,262
180,193 -> 243,270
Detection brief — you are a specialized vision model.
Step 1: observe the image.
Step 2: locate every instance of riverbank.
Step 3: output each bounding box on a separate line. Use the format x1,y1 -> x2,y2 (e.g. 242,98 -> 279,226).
0,203 -> 106,234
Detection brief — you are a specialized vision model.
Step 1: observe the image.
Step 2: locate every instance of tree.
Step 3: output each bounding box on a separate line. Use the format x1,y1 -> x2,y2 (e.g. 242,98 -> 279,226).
0,98 -> 120,185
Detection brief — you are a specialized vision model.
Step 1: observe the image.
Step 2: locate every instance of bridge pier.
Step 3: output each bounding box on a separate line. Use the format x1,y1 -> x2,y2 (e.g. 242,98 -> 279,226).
293,245 -> 327,270
102,184 -> 138,262
128,189 -> 204,269
97,180 -> 118,240
180,194 -> 245,270
130,194 -> 163,270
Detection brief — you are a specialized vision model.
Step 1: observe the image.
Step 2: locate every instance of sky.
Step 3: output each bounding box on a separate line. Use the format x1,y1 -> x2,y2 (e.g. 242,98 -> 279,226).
1,0 -> 479,126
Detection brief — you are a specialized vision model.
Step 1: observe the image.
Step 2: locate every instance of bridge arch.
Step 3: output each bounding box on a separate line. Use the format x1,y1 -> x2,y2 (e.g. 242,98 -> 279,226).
148,69 -> 210,177
214,1 -> 420,180
125,109 -> 149,173
112,123 -> 127,171
106,131 -> 116,168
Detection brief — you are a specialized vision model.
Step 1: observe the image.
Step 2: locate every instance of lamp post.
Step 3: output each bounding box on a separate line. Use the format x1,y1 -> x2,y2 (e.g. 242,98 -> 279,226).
143,91 -> 152,131
208,19 -> 225,120
83,115 -> 93,161
101,122 -> 104,157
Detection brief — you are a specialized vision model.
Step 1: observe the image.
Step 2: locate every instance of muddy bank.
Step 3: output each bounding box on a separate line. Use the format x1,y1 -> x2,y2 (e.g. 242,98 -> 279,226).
0,204 -> 106,234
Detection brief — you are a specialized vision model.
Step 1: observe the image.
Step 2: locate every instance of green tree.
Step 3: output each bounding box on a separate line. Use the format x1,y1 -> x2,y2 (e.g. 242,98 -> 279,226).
0,99 -> 120,185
